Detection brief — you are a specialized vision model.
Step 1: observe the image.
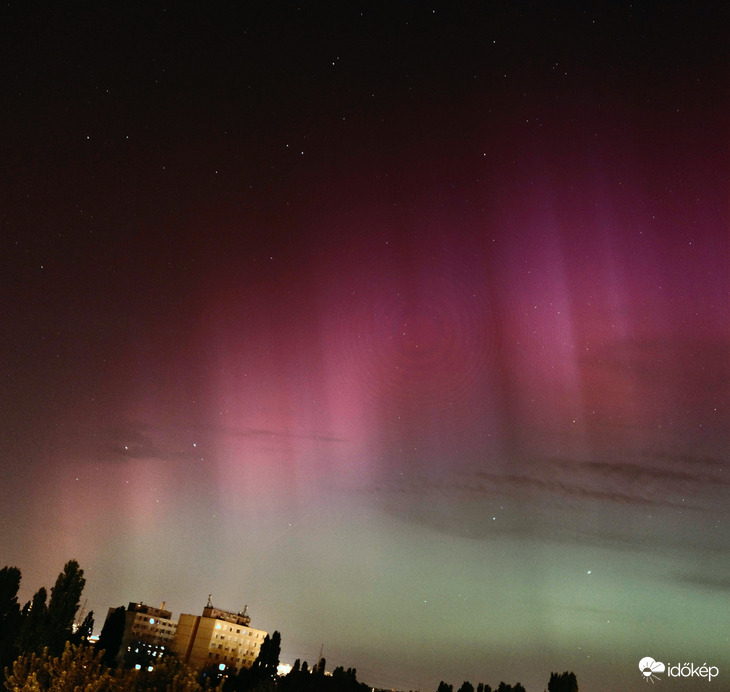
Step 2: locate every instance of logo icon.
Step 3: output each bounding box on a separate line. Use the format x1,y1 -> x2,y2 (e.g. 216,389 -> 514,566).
639,657 -> 666,683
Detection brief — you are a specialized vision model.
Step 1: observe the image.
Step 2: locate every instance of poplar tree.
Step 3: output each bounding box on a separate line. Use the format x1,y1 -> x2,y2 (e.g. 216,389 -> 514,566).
19,587 -> 48,653
44,560 -> 86,654
253,631 -> 281,677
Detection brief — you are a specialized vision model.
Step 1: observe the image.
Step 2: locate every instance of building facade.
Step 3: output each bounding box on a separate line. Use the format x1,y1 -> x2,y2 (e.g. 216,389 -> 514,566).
114,602 -> 178,665
172,603 -> 268,673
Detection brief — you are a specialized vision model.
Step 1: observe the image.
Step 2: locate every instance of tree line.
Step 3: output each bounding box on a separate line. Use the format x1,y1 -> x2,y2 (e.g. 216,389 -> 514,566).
0,561 -> 90,667
1,561 -> 578,692
435,672 -> 578,692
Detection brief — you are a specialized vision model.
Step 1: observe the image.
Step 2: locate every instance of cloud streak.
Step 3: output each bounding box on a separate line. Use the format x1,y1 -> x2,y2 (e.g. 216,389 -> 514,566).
373,451 -> 728,508
98,421 -> 346,464
367,450 -> 730,553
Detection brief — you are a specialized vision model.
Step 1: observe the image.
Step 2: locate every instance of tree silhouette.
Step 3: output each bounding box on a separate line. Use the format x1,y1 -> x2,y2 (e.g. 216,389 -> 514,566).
97,605 -> 126,665
46,559 -> 86,654
231,631 -> 282,691
71,610 -> 95,645
331,665 -> 368,692
19,586 -> 48,653
495,683 -> 525,692
251,631 -> 281,678
0,566 -> 22,670
547,671 -> 578,692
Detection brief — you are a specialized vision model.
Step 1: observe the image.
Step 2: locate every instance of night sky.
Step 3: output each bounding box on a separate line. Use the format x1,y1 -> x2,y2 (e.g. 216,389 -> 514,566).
2,3 -> 729,690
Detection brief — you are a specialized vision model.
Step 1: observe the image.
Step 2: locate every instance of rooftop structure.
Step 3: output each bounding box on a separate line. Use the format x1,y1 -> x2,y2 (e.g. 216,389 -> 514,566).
172,598 -> 266,673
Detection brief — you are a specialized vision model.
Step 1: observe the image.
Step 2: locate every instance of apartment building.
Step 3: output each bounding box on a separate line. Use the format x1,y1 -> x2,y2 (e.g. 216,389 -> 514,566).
113,602 -> 177,664
172,601 -> 268,673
